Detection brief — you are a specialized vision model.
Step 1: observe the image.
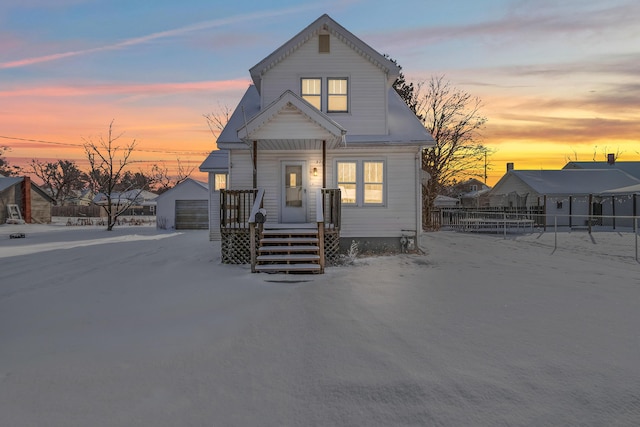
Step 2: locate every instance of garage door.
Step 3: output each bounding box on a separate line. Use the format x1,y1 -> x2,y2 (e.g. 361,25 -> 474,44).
175,200 -> 209,229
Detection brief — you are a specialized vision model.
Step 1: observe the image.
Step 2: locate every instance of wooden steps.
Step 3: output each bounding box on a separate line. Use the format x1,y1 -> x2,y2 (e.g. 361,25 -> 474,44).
256,224 -> 322,274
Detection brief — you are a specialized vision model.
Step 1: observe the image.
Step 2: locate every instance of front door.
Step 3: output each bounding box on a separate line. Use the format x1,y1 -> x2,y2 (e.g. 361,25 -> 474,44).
281,161 -> 307,223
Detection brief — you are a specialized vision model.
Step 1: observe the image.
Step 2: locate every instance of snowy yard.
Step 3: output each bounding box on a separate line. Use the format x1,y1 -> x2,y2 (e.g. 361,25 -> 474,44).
1,223 -> 639,426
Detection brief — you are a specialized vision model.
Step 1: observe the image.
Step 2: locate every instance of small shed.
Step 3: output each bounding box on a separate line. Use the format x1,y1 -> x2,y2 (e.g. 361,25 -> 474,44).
0,176 -> 55,224
155,178 -> 209,230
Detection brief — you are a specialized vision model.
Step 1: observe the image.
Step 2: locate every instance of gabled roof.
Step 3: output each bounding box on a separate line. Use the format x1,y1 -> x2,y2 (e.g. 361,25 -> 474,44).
0,176 -> 23,192
492,169 -> 640,196
199,150 -> 229,172
217,85 -> 433,148
249,14 -> 400,93
0,176 -> 56,203
563,161 -> 640,180
154,178 -> 208,201
237,90 -> 346,149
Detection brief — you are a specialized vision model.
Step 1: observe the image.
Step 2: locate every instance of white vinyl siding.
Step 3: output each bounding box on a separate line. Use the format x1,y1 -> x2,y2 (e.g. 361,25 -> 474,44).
230,147 -> 420,238
331,148 -> 419,238
259,32 -> 387,135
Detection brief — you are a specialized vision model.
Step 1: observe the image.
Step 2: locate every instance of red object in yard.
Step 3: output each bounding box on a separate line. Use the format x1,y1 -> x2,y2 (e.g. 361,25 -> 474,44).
22,176 -> 32,223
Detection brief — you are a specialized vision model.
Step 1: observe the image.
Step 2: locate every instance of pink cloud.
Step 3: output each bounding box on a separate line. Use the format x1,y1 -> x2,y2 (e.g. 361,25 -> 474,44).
0,79 -> 251,98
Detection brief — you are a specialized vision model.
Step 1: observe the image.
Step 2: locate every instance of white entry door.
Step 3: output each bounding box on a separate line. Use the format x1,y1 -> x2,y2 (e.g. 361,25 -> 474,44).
281,161 -> 307,223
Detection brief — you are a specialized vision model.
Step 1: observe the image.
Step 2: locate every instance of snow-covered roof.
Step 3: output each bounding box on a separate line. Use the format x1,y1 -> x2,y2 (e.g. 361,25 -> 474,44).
249,14 -> 400,93
0,176 -> 56,203
199,150 -> 229,172
495,169 -> 640,196
434,195 -> 459,207
601,183 -> 640,195
344,89 -> 433,146
217,85 -> 433,149
93,189 -> 158,205
237,90 -> 346,149
154,178 -> 208,201
563,161 -> 640,180
0,176 -> 23,192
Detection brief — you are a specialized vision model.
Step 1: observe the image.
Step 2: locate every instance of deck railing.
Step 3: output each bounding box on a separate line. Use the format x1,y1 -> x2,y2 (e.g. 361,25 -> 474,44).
220,189 -> 259,264
249,189 -> 265,273
220,188 -> 342,266
321,188 -> 341,231
321,188 -> 341,263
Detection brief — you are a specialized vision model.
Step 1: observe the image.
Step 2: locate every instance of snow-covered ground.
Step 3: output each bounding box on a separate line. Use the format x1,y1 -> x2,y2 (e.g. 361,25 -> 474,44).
1,222 -> 639,426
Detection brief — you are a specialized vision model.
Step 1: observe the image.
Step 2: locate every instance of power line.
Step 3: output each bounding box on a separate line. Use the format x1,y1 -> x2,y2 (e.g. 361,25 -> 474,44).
0,135 -> 212,156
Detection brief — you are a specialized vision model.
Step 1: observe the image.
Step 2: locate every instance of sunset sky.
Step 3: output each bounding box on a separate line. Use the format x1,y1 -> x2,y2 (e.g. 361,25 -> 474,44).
1,0 -> 639,186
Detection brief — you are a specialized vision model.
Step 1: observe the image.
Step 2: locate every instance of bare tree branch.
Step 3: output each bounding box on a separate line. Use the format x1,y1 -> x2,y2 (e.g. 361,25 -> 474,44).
83,120 -> 141,231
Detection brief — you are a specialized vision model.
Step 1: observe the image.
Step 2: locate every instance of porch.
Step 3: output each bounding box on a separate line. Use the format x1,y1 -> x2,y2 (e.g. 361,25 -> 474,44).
220,188 -> 341,273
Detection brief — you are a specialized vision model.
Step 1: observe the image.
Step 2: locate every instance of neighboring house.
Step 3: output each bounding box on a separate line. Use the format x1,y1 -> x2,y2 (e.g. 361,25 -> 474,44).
199,150 -> 229,240
448,178 -> 492,208
433,195 -> 460,208
0,176 -> 55,224
67,188 -> 95,206
563,160 -> 640,180
488,169 -> 640,227
206,14 -> 434,272
92,189 -> 157,216
155,178 -> 209,230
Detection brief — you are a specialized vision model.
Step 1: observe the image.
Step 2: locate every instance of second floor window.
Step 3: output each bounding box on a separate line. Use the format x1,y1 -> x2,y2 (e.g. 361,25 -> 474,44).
301,77 -> 348,113
328,78 -> 348,112
301,78 -> 321,110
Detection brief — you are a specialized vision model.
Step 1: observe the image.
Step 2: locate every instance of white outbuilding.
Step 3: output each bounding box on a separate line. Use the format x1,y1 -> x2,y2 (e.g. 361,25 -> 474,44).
154,178 -> 209,230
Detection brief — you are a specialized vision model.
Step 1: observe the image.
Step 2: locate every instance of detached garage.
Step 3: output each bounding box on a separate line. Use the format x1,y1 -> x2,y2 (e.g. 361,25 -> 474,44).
155,179 -> 209,230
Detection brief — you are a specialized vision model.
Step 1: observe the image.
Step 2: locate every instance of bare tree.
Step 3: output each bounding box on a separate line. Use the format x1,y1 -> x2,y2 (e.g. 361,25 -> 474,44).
416,76 -> 489,228
203,102 -> 232,140
150,158 -> 195,194
83,120 -> 145,231
29,159 -> 88,205
0,146 -> 20,176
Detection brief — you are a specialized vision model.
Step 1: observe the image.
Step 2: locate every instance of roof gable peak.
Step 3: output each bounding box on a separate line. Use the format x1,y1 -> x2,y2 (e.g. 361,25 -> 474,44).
249,14 -> 399,92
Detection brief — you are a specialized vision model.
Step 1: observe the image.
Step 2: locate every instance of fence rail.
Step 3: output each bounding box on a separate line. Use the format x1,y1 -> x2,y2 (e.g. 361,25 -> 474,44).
52,205 -> 102,217
432,207 -> 545,231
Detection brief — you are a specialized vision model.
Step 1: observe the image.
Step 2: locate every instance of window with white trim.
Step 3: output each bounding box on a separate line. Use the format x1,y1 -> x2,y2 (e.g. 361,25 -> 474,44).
301,77 -> 348,113
336,160 -> 385,206
301,78 -> 321,110
327,78 -> 348,112
214,173 -> 227,191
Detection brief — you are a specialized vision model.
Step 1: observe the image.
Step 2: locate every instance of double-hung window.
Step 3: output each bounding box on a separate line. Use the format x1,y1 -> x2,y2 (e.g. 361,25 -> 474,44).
301,77 -> 348,113
327,78 -> 348,112
337,160 -> 385,206
301,78 -> 322,110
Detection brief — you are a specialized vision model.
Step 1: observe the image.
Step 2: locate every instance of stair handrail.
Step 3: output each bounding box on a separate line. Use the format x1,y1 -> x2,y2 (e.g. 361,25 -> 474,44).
249,188 -> 265,273
316,189 -> 325,273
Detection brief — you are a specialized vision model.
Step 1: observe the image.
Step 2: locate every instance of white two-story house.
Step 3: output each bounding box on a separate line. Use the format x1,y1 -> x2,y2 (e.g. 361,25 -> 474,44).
201,14 -> 434,273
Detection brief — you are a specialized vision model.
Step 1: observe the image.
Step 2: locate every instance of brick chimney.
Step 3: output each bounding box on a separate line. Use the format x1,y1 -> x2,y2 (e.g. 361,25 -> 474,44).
506,162 -> 514,172
607,153 -> 615,165
21,176 -> 32,223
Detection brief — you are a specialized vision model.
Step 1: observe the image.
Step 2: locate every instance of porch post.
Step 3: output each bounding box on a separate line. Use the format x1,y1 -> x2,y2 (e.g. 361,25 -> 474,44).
322,140 -> 326,189
252,140 -> 257,188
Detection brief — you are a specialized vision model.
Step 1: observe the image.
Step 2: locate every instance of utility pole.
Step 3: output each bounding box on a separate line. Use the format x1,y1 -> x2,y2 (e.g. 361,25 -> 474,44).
483,149 -> 488,184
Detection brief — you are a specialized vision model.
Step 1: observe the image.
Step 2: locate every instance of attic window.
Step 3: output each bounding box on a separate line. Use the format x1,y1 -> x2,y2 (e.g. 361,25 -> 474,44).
319,34 -> 330,53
